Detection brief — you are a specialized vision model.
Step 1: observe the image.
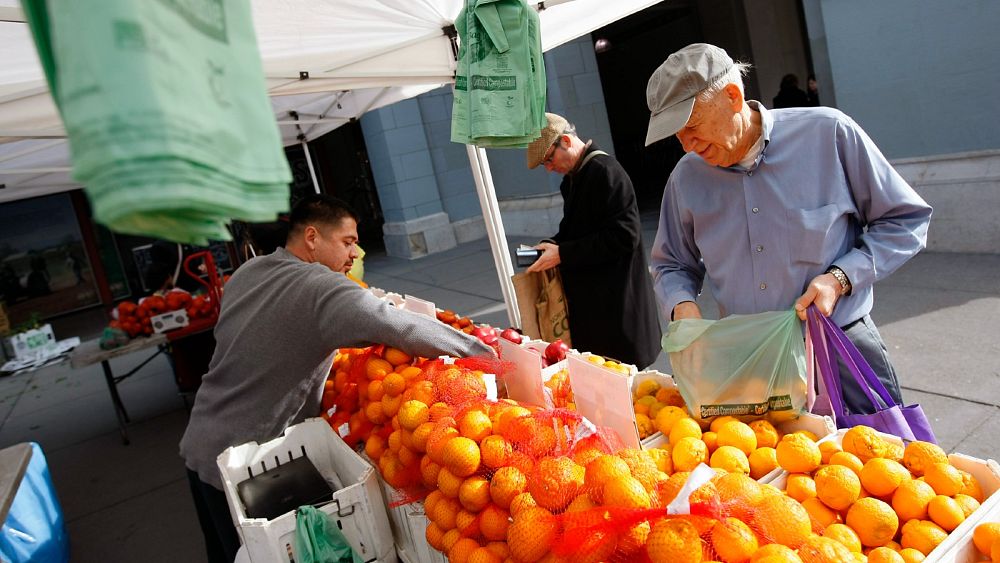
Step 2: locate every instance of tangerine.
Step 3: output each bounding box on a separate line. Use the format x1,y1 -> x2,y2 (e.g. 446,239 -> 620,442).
846,497 -> 898,547
902,441 -> 948,477
528,457 -> 584,512
441,436 -> 481,477
489,466 -> 527,509
459,476 -> 492,512
646,519 -> 701,563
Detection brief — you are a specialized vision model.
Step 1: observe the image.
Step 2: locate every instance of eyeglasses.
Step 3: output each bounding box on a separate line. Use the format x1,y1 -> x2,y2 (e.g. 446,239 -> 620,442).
541,141 -> 562,167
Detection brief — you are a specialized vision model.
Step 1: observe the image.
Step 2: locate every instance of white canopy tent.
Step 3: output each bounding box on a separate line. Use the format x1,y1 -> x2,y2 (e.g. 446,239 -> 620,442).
0,0 -> 662,327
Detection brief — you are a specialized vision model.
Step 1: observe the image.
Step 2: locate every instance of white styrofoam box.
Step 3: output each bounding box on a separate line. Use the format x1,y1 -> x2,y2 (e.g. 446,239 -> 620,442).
217,419 -> 397,563
3,324 -> 55,360
767,428 -> 1000,562
401,295 -> 435,318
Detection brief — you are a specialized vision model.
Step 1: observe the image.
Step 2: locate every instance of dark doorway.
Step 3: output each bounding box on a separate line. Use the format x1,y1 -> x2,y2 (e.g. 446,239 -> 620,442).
592,2 -> 703,211
309,121 -> 385,250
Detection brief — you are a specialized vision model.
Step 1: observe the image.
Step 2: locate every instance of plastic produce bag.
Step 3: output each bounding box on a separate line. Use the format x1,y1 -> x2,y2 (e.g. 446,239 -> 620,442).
662,308 -> 807,422
0,443 -> 69,563
294,505 -> 362,563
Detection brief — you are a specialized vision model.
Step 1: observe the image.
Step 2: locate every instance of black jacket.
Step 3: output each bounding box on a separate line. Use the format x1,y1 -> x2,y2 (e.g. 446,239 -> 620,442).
553,143 -> 661,368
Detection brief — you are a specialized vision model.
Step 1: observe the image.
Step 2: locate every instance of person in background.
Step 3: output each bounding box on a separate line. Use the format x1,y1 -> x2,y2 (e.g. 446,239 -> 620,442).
524,113 -> 661,369
179,194 -> 492,563
772,73 -> 810,108
645,43 -> 931,414
806,73 -> 821,106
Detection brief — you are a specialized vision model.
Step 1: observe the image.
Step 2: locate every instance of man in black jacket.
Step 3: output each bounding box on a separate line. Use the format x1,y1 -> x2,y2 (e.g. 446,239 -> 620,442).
525,113 -> 661,368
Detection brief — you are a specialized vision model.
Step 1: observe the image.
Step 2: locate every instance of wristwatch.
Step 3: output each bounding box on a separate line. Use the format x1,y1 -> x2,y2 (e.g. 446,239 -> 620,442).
826,266 -> 852,295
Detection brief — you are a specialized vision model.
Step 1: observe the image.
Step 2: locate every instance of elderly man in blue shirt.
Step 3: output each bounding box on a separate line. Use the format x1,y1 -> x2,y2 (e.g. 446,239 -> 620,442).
645,43 -> 932,415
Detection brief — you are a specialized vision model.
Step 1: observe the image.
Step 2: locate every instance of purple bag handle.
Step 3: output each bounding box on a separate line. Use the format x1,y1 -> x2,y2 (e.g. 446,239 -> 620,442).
808,307 -> 900,409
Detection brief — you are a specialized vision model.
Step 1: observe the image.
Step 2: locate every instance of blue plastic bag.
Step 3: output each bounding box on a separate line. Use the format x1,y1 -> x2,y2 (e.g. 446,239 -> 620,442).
0,443 -> 70,563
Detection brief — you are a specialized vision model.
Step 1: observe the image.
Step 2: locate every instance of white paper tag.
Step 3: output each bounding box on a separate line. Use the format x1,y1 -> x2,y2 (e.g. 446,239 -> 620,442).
483,373 -> 498,401
337,423 -> 350,438
667,463 -> 716,515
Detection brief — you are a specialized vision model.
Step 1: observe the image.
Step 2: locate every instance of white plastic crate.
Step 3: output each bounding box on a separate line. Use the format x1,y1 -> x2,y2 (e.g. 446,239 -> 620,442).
217,419 -> 397,563
377,480 -> 447,563
767,428 -> 1000,562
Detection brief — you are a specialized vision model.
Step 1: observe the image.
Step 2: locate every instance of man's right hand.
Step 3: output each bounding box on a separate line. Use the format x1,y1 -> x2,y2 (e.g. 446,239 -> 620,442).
672,301 -> 702,321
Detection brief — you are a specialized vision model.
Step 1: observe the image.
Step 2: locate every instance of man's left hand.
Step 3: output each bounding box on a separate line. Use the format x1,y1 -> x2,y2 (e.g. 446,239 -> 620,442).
794,273 -> 844,320
526,242 -> 560,273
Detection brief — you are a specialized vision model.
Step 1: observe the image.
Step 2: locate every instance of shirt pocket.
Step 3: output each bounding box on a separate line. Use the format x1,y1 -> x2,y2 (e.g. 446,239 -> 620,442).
785,204 -> 846,265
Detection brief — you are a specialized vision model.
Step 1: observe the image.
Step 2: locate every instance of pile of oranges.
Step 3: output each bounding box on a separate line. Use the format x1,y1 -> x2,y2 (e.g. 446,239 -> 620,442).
633,378 -> 688,439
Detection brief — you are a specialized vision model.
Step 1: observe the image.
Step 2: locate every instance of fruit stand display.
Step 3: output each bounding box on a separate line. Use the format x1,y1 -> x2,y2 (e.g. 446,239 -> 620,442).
297,292 -> 1000,563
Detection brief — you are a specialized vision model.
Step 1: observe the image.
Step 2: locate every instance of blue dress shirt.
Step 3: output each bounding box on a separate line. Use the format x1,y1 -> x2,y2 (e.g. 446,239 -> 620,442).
651,102 -> 932,327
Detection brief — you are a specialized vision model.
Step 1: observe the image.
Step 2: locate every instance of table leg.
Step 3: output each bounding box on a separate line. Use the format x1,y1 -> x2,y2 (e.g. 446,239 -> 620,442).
101,360 -> 130,445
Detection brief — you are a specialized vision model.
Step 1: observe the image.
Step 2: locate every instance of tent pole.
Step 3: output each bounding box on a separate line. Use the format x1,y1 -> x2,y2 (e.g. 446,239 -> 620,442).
301,140 -> 321,194
465,145 -> 520,329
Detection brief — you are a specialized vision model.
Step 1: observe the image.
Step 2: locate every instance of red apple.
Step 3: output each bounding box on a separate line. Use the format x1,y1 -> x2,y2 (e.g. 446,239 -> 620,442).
499,327 -> 522,344
471,325 -> 499,346
544,339 -> 569,364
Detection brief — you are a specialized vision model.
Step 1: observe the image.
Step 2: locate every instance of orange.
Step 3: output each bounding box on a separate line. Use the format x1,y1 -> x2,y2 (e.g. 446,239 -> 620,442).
437,466 -> 463,498
433,497 -> 461,530
364,434 -> 386,461
973,522 -> 1000,555
867,547 -> 905,563
449,537 -> 480,563
466,547 -> 502,563
646,446 -> 673,474
793,430 -> 819,442
801,497 -> 841,530
842,425 -> 893,463
383,372 -> 406,397
441,528 -> 461,552
656,386 -> 686,406
709,415 -> 740,432
645,519 -> 701,563
489,465 -> 527,509
701,430 -> 719,453
508,491 -> 537,517
528,457 -> 585,512
455,509 -> 480,538
424,489 -> 444,516
823,522 -> 862,552
672,436 -> 709,472
815,464 -> 862,510
429,401 -> 454,422
714,472 -> 763,520
897,547 -> 926,563
654,406 -> 689,435
668,417 -> 703,444
484,542 -> 509,560
365,401 -> 387,424
368,379 -> 386,402
584,454 -> 630,503
397,445 -> 419,468
828,451 -> 865,476
891,480 -> 936,522
900,520 -> 947,555
846,497 -> 898,547
992,539 -> 1000,563
776,433 -> 821,473
717,421 -> 758,455
366,357 -> 393,380
411,422 -> 435,452
565,493 -> 597,513
786,473 -> 817,502
818,441 -> 843,464
710,517 -> 758,563
958,469 -> 985,502
458,410 -> 493,443
603,475 -> 652,509
571,445 -> 605,469
750,493 -> 812,548
441,437 -> 481,477
459,476 -> 492,512
656,471 -> 690,506
922,462 -> 963,496
398,400 -> 430,431
383,347 -> 412,366
381,393 -> 403,418
617,521 -> 651,555
927,494 -> 965,531
425,521 -> 446,551
952,493 -> 981,517
478,504 -> 509,541
749,543 -> 802,562
797,534 -> 854,562
860,458 -> 911,497
479,435 -> 512,469
750,419 -> 780,448
709,445 -> 750,474
420,456 -> 442,489
901,441 -> 948,477
507,507 -> 558,563
749,447 -> 779,479
492,406 -> 531,437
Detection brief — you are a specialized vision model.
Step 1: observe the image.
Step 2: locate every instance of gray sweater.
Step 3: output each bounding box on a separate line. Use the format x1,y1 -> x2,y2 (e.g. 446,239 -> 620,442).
179,247 -> 491,489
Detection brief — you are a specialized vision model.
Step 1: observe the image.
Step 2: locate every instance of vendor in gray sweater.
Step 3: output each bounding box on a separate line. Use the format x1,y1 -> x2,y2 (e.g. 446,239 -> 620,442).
179,194 -> 492,563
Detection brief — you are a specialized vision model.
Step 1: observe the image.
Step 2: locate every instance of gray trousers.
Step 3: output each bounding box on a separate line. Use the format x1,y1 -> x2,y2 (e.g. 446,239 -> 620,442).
836,315 -> 903,415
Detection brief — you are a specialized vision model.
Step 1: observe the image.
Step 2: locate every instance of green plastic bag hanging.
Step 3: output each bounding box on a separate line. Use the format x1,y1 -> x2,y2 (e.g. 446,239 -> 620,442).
294,506 -> 362,563
662,309 -> 808,423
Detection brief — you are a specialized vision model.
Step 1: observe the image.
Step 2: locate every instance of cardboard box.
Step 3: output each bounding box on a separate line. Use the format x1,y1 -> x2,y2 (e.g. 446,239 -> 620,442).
217,419 -> 397,563
2,324 -> 56,360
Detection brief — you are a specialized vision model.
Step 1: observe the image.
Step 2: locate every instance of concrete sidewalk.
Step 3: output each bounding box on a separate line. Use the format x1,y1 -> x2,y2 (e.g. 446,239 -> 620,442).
0,214 -> 996,562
